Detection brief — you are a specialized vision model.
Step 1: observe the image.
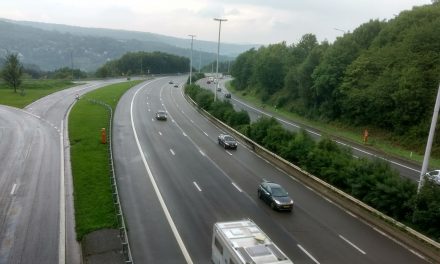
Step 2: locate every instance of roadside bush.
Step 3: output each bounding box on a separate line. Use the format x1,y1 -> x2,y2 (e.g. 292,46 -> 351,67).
279,130 -> 315,166
228,110 -> 250,128
187,72 -> 205,84
412,181 -> 440,241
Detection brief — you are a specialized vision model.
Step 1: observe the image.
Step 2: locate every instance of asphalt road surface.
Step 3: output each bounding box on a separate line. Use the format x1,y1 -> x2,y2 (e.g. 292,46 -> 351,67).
0,79 -> 126,264
202,77 -> 422,183
113,77 -> 429,263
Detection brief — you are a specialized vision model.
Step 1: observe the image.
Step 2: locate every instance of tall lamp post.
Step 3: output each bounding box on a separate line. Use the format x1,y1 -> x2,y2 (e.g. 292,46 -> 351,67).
188,34 -> 196,84
214,18 -> 227,101
418,84 -> 440,192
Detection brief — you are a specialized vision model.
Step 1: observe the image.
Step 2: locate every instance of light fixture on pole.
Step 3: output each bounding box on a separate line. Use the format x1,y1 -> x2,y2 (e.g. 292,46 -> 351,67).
334,28 -> 346,34
188,34 -> 196,84
214,18 -> 227,101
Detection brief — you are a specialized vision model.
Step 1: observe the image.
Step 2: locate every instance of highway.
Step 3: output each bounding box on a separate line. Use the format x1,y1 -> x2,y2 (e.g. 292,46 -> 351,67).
0,80 -> 125,264
113,77 -> 428,263
203,78 -> 422,182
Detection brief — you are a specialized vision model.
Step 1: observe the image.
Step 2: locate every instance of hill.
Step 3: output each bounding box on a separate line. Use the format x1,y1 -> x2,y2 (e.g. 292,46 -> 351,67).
230,3 -> 440,155
0,18 -> 258,71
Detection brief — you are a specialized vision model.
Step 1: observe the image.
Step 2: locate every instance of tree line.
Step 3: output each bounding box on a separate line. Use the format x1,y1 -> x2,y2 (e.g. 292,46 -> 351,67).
231,3 -> 440,156
95,51 -> 190,78
185,83 -> 440,242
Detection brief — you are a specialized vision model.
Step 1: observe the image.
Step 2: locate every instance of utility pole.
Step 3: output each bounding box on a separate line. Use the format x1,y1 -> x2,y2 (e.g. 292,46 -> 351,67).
70,51 -> 74,80
418,84 -> 440,192
188,34 -> 196,84
214,18 -> 227,101
199,49 -> 202,73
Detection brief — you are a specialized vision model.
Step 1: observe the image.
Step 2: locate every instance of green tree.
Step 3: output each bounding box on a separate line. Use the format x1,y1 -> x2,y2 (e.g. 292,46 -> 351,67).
2,53 -> 24,93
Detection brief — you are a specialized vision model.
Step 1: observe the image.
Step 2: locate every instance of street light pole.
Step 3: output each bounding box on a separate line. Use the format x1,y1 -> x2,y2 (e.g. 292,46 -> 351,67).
188,34 -> 196,84
418,83 -> 440,192
214,18 -> 227,101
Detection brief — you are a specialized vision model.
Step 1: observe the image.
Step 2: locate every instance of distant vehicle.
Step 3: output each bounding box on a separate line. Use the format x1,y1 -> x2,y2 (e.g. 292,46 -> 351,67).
224,93 -> 231,99
425,170 -> 440,185
258,180 -> 293,211
207,80 -> 211,84
155,110 -> 167,121
212,220 -> 293,264
216,87 -> 221,92
208,76 -> 214,82
169,81 -> 174,84
174,84 -> 179,88
218,134 -> 237,149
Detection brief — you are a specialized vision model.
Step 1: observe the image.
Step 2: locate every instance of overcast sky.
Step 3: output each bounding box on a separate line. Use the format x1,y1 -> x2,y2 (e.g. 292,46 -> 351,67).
0,0 -> 433,45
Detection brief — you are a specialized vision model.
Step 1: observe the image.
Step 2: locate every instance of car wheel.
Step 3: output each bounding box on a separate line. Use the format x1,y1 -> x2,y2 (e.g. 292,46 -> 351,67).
258,190 -> 262,199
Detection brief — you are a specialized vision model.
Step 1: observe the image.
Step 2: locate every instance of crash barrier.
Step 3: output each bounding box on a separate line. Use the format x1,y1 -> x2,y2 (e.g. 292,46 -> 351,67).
183,93 -> 440,262
88,99 -> 134,263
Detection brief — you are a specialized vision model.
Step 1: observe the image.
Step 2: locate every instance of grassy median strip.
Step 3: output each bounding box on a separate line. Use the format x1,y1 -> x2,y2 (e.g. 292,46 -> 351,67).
69,80 -> 142,240
0,79 -> 75,108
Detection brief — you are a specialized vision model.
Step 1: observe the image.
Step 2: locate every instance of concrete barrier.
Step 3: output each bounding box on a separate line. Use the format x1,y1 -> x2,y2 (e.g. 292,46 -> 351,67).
184,92 -> 440,262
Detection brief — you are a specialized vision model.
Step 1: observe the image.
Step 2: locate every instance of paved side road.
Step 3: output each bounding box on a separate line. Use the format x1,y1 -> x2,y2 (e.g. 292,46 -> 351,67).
0,79 -> 128,264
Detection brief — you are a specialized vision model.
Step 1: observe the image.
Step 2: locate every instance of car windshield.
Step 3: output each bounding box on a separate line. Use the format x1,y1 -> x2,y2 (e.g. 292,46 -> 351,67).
224,136 -> 235,141
271,186 -> 288,197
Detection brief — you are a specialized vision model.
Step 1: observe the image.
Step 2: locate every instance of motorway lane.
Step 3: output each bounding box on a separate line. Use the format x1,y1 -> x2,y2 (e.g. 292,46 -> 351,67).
0,79 -> 127,264
0,106 -> 60,264
201,78 -> 421,182
114,77 -> 428,263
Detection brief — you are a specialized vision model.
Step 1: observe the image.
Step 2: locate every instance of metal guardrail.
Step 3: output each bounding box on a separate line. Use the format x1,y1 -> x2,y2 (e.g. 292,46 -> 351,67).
183,93 -> 440,262
88,99 -> 134,264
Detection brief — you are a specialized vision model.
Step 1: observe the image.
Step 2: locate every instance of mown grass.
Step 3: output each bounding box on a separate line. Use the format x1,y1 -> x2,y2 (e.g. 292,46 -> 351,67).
0,79 -> 76,108
69,80 -> 142,240
225,81 -> 440,168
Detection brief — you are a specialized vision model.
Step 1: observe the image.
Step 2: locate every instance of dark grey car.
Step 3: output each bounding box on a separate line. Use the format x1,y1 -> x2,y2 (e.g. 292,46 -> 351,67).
258,181 -> 293,211
218,134 -> 237,149
155,110 -> 167,121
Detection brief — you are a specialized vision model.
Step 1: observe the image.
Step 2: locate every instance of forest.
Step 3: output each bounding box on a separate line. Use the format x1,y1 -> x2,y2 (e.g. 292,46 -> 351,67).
95,51 -> 190,77
230,3 -> 440,156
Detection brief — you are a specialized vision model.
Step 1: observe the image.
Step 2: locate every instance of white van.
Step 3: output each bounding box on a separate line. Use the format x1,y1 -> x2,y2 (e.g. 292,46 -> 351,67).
212,219 -> 294,264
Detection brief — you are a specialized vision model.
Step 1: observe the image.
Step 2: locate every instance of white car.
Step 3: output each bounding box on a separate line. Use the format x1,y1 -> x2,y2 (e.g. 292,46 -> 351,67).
425,170 -> 440,185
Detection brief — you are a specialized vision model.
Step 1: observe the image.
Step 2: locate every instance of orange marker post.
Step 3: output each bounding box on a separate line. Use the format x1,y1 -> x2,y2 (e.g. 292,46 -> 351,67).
101,128 -> 107,144
363,129 -> 369,144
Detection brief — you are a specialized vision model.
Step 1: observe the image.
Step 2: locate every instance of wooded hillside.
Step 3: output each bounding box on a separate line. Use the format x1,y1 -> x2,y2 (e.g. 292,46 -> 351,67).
231,3 -> 440,155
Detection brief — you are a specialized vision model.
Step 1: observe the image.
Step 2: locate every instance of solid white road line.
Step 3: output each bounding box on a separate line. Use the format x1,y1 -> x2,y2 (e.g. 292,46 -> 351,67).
231,182 -> 242,192
131,80 -> 193,264
203,131 -> 208,137
10,184 -> 17,195
199,150 -> 206,156
158,131 -> 162,136
297,244 -> 320,264
170,149 -> 175,156
339,235 -> 366,255
193,182 -> 202,192
59,120 -> 66,264
226,151 -> 233,156
183,132 -> 187,137
345,210 -> 358,219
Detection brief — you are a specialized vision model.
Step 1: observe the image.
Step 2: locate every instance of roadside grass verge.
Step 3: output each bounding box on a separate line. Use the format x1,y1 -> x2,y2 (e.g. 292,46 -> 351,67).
0,79 -> 76,108
69,80 -> 142,240
225,81 -> 440,168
